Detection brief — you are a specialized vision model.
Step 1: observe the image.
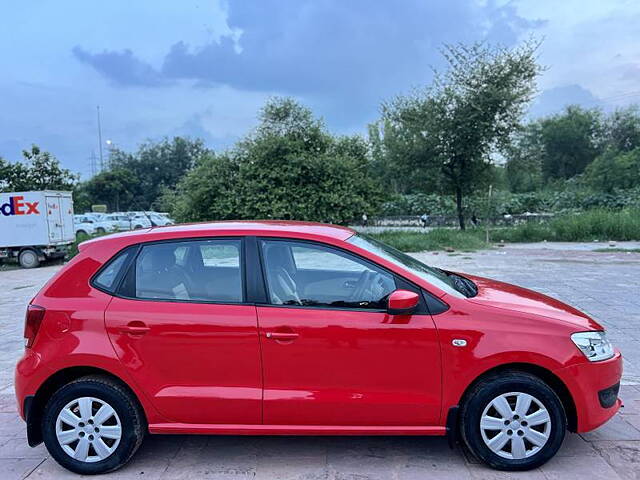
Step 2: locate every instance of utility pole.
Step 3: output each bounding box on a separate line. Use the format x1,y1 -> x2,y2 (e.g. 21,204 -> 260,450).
97,105 -> 104,171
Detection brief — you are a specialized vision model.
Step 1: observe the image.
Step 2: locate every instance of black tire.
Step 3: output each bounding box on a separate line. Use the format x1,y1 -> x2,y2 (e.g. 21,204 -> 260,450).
96,227 -> 105,234
76,230 -> 87,238
19,249 -> 40,269
460,371 -> 566,471
42,375 -> 146,475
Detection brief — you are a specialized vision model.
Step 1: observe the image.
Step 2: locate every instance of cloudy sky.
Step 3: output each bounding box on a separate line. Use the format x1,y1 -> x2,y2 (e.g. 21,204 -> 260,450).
2,0 -> 640,177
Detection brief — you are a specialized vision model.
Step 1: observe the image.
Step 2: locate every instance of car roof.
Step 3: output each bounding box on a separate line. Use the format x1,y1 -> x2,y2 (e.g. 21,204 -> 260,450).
79,220 -> 356,253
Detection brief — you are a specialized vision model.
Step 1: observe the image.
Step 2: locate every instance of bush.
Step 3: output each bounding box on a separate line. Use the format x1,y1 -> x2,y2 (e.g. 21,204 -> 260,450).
379,188 -> 640,217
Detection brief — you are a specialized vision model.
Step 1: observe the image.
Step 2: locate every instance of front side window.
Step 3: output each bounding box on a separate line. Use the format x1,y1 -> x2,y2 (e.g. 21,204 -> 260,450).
261,240 -> 395,309
347,234 -> 469,298
134,239 -> 243,302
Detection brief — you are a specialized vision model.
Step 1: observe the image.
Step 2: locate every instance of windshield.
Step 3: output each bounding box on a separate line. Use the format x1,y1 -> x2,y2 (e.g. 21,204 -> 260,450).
347,233 -> 468,298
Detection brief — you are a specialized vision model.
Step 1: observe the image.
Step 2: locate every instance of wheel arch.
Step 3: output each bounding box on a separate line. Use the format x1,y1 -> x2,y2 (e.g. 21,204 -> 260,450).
454,362 -> 577,433
25,365 -> 147,447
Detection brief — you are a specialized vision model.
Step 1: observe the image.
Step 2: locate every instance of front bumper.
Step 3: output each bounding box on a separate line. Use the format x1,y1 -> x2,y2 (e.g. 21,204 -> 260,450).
555,350 -> 623,433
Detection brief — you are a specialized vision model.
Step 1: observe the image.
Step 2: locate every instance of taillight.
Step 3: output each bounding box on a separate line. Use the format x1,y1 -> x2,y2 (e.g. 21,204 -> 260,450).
24,305 -> 45,348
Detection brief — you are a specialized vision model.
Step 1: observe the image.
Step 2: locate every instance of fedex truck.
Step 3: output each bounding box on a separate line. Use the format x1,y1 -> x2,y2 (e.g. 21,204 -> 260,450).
0,191 -> 75,268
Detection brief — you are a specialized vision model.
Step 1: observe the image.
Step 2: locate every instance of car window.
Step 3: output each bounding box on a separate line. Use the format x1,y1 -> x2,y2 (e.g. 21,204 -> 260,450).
261,240 -> 395,309
134,239 -> 243,303
93,248 -> 133,292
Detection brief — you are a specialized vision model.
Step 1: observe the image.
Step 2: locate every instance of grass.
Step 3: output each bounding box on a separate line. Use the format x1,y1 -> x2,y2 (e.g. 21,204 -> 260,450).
370,208 -> 640,252
369,228 -> 488,252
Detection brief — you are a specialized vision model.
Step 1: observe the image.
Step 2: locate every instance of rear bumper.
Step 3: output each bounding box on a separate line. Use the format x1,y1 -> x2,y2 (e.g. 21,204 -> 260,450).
555,350 -> 623,433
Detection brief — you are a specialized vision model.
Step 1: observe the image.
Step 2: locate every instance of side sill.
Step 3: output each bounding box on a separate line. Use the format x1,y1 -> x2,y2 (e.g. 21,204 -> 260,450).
149,424 -> 447,436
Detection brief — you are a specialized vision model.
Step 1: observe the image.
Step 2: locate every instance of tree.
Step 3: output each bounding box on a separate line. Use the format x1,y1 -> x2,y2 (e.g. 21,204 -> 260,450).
604,105 -> 640,153
0,145 -> 78,192
75,168 -> 140,212
109,137 -> 209,210
585,148 -> 640,193
170,98 -> 382,224
379,42 -> 542,228
504,123 -> 544,192
538,106 -> 603,182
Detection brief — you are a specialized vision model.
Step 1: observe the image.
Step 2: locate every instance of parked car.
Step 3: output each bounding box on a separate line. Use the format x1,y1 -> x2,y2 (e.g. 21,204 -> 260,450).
74,215 -> 116,235
104,213 -> 151,231
0,191 -> 74,268
73,219 -> 96,238
15,221 -> 622,474
147,212 -> 174,226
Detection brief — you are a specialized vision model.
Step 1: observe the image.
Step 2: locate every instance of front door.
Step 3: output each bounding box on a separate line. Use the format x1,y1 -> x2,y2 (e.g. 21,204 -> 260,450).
105,238 -> 262,425
256,239 -> 441,426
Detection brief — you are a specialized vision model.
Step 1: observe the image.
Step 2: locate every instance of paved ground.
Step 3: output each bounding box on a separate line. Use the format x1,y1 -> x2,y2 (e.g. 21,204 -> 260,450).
0,243 -> 639,479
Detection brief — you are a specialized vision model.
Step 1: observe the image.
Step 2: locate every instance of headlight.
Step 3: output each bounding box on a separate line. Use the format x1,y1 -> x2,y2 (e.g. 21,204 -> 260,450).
571,331 -> 614,362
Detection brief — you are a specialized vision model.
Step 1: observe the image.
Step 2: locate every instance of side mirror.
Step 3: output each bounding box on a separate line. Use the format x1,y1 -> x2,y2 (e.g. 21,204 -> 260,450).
387,289 -> 420,315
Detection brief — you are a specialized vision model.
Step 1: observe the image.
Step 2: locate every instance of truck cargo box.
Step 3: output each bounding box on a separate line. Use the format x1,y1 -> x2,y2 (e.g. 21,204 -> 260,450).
0,191 -> 75,248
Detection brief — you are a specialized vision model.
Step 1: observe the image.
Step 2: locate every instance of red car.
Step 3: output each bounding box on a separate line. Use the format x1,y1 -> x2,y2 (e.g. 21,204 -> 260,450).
15,221 -> 622,474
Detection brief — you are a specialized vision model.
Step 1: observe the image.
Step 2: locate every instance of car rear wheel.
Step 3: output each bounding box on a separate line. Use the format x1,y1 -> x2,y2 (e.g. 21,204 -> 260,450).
460,371 -> 566,471
42,376 -> 145,475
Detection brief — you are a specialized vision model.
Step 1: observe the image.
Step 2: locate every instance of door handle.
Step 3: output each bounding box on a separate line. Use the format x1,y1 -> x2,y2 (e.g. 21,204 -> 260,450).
265,332 -> 299,341
118,323 -> 150,336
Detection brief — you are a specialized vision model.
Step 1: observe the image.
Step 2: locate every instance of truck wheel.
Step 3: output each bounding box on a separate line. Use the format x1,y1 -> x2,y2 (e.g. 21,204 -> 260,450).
19,249 -> 40,269
460,371 -> 566,471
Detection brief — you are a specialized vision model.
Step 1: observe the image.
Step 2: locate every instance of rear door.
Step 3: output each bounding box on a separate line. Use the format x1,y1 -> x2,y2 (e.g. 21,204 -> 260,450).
44,195 -> 63,242
104,237 -> 262,425
59,194 -> 75,242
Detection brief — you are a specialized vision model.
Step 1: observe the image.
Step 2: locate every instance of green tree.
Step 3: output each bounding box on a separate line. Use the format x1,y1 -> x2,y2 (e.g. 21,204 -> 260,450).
171,98 -> 382,224
505,123 -> 544,192
379,42 -> 542,228
585,148 -> 640,193
537,106 -> 603,182
0,145 -> 78,192
75,168 -> 140,212
109,137 -> 209,210
604,105 -> 640,153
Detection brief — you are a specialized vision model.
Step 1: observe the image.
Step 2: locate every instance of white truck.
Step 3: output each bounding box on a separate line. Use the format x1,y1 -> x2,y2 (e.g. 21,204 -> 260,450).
0,191 -> 75,268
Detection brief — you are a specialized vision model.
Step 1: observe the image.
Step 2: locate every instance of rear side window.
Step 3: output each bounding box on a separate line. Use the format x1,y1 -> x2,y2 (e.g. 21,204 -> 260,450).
93,248 -> 134,292
134,239 -> 243,303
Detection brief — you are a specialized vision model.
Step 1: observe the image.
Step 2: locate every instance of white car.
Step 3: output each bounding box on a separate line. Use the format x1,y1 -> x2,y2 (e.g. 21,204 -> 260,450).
104,213 -> 151,231
148,212 -> 174,226
73,219 -> 96,238
74,215 -> 116,234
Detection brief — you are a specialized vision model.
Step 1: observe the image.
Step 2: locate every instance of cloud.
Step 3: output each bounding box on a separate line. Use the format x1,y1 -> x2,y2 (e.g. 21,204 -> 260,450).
72,47 -> 168,87
158,0 -> 545,127
528,84 -> 601,118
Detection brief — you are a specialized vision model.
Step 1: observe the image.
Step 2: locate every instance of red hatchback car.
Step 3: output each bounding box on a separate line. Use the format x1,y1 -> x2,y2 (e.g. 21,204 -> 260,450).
15,221 -> 622,474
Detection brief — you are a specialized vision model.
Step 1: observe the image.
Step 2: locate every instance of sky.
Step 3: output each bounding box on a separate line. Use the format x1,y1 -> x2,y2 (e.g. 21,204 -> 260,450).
1,0 -> 640,178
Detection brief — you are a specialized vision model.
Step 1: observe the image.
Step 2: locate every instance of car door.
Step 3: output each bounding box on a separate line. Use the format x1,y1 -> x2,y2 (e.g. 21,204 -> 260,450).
104,237 -> 262,425
256,238 -> 441,427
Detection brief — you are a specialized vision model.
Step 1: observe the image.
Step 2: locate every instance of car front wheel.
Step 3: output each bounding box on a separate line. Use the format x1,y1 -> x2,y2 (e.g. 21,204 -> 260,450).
460,371 -> 566,471
42,375 -> 145,475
